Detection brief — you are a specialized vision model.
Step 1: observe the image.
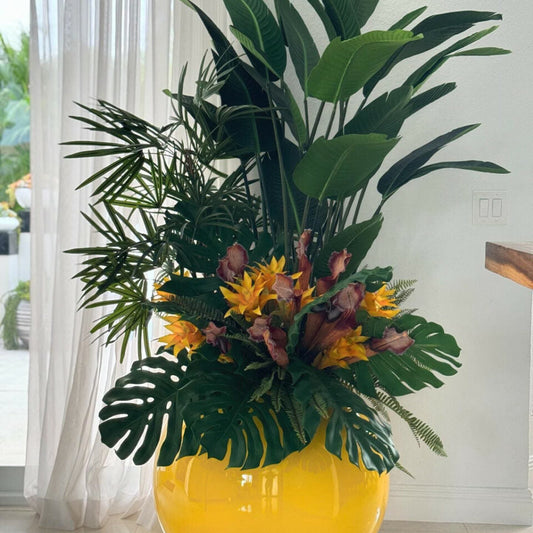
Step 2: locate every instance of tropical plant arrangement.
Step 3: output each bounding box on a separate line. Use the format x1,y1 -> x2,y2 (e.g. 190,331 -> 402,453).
66,0 -> 509,475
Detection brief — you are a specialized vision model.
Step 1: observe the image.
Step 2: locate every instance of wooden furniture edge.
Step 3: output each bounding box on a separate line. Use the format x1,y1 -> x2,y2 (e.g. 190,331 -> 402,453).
485,242 -> 533,290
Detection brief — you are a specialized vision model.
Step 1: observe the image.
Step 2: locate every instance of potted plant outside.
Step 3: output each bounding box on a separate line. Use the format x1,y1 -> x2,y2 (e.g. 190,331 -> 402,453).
66,1 -> 509,531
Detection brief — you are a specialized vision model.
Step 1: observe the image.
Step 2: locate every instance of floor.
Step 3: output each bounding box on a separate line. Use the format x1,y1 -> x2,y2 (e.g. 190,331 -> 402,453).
0,345 -> 28,465
1,509 -> 533,533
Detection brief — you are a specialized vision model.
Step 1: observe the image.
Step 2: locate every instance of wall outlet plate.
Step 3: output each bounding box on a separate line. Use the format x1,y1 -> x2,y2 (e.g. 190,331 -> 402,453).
472,190 -> 507,225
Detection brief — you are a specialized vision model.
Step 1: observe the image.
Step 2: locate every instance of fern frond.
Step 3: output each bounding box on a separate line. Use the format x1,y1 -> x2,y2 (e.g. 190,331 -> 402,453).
376,391 -> 447,457
155,296 -> 224,322
388,279 -> 417,306
280,385 -> 307,444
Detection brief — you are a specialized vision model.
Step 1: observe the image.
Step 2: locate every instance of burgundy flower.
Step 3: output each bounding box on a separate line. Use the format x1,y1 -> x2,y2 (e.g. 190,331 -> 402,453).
216,243 -> 249,282
272,274 -> 295,301
317,249 -> 352,296
203,322 -> 229,353
369,327 -> 414,355
263,327 -> 289,368
296,229 -> 313,291
247,316 -> 271,342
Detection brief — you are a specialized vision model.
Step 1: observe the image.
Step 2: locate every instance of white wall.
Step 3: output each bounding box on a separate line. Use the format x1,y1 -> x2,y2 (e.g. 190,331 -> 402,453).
290,0 -> 533,525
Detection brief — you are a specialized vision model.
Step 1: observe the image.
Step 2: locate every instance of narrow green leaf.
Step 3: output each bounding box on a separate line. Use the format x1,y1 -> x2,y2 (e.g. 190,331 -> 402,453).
388,6 -> 428,31
377,124 -> 480,200
451,47 -> 511,57
275,0 -> 320,96
294,133 -> 399,201
308,30 -> 421,103
409,160 -> 510,180
305,0 -> 337,40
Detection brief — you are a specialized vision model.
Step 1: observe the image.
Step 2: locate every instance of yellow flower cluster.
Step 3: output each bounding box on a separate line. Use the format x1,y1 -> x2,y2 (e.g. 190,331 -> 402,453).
360,284 -> 400,318
315,326 -> 369,369
159,315 -> 204,356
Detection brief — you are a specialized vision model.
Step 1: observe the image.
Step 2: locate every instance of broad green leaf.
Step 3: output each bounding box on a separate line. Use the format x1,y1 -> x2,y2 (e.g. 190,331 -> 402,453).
287,266 -> 392,353
305,0 -> 337,40
181,360 -> 304,468
308,30 -> 421,103
389,6 -> 428,31
409,160 -> 510,180
99,356 -> 188,466
364,11 -> 503,97
377,124 -> 479,200
403,26 -> 499,90
230,27 -> 280,77
294,133 -> 399,201
451,47 -> 511,57
223,0 -> 287,78
315,214 -> 384,277
342,86 -> 412,137
290,361 -> 399,472
275,0 -> 320,96
159,274 -> 221,297
322,0 -> 379,39
358,314 -> 461,397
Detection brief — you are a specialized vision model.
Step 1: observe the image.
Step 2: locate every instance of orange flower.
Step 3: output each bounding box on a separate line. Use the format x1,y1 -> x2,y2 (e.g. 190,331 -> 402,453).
361,284 -> 400,318
314,326 -> 369,369
159,315 -> 204,356
250,256 -> 299,289
220,271 -> 276,321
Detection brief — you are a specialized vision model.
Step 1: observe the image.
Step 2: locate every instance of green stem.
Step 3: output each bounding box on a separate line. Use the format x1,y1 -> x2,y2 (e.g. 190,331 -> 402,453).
309,101 -> 326,145
353,181 -> 369,225
340,193 -> 357,230
240,162 -> 258,239
324,102 -> 338,139
256,153 -> 273,237
304,98 -> 310,142
301,196 -> 311,230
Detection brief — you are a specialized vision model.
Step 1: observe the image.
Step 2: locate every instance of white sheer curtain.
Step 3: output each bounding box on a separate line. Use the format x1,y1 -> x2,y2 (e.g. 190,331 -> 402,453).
26,1 -> 228,530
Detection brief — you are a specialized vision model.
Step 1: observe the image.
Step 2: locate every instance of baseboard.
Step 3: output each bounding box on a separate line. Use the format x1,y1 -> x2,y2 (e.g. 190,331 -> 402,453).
0,466 -> 27,507
386,483 -> 533,525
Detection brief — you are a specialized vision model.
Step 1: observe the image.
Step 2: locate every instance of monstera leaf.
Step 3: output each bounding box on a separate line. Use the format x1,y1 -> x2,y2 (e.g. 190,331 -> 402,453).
181,360 -> 304,468
354,314 -> 461,397
290,361 -> 399,472
99,356 -> 187,466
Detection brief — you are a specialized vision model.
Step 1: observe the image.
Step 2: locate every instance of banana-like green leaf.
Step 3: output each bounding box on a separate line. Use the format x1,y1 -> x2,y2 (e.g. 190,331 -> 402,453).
451,47 -> 511,57
359,314 -> 461,397
409,160 -> 510,181
364,11 -> 503,97
294,133 -> 399,201
316,214 -> 384,277
389,6 -> 428,31
290,361 -> 399,472
377,124 -> 479,200
224,0 -> 286,78
308,30 -> 421,103
305,0 -> 337,40
181,361 -> 304,468
403,26 -> 499,90
322,0 -> 377,39
99,356 -> 187,466
342,86 -> 412,136
275,0 -> 320,96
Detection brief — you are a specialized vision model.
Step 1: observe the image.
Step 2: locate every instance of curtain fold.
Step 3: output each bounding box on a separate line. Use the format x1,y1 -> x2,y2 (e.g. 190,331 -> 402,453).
26,1 -> 227,529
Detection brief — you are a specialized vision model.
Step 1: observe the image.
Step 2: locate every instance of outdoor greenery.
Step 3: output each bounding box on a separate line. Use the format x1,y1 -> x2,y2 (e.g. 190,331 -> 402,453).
0,280 -> 29,349
0,31 -> 30,205
67,1 -> 508,473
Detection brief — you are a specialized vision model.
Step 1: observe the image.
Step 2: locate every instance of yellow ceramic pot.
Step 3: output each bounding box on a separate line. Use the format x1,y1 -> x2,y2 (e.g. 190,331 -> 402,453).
154,424 -> 389,533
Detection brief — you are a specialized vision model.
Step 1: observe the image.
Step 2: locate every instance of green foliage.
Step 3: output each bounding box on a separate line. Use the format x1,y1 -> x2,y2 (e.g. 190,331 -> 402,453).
66,1 -> 509,474
0,280 -> 30,350
0,31 -> 30,203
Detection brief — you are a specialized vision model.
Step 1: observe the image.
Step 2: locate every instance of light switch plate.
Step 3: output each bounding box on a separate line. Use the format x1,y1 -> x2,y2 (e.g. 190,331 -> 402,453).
472,190 -> 507,225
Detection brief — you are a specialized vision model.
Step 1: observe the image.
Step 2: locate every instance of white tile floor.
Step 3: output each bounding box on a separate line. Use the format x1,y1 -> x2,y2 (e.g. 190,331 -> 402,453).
1,509 -> 533,533
0,346 -> 28,465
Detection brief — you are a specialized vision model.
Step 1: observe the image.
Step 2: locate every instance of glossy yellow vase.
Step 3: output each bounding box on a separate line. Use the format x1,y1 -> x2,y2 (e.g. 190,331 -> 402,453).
154,425 -> 389,533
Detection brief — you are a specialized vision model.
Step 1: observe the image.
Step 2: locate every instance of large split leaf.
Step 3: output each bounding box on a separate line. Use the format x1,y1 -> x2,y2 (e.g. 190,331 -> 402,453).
181,360 -> 304,468
308,30 -> 421,103
99,356 -> 187,466
290,361 -> 399,472
293,134 -> 399,201
355,314 -> 461,397
315,214 -> 384,277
